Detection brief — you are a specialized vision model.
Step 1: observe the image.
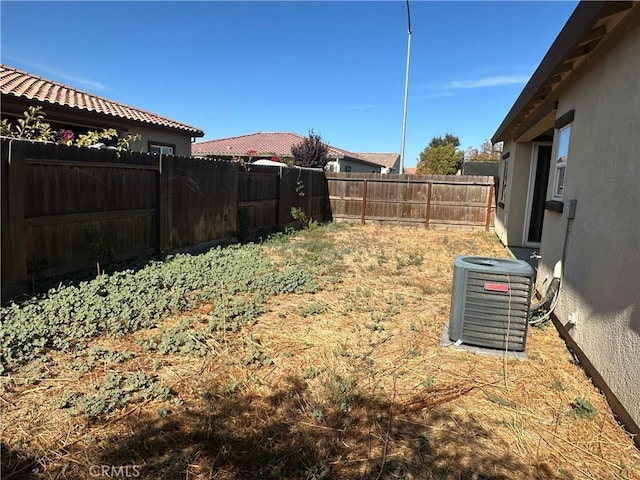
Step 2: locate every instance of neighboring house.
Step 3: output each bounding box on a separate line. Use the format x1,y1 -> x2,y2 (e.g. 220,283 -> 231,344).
1,65 -> 204,156
404,167 -> 417,175
355,152 -> 400,173
191,132 -> 394,173
492,1 -> 639,445
461,161 -> 499,177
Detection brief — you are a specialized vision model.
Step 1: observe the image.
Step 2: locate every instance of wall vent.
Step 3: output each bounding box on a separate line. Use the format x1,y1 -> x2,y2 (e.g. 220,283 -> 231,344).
449,256 -> 534,352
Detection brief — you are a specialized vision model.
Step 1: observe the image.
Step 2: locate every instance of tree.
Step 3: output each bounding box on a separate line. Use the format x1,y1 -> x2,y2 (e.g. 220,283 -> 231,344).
291,130 -> 329,168
428,133 -> 460,148
416,134 -> 464,175
465,140 -> 502,162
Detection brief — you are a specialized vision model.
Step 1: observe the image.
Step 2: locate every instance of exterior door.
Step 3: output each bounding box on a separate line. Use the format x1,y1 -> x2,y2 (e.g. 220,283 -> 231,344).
526,145 -> 551,245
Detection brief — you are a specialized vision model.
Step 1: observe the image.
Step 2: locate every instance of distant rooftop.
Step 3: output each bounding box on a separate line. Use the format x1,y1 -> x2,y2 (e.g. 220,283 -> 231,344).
192,132 -> 387,167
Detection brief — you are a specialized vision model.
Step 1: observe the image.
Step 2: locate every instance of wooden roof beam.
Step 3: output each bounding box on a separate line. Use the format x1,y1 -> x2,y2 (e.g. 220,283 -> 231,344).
598,1 -> 634,21
555,61 -> 574,74
564,44 -> 590,62
577,25 -> 607,46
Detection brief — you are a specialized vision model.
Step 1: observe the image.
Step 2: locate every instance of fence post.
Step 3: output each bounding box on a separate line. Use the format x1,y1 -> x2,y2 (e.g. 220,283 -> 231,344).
485,183 -> 495,231
425,182 -> 432,229
361,179 -> 368,224
2,140 -> 27,296
323,173 -> 331,222
275,167 -> 282,228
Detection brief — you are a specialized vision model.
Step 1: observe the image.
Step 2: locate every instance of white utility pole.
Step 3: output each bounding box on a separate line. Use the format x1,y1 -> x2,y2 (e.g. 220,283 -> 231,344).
400,0 -> 412,174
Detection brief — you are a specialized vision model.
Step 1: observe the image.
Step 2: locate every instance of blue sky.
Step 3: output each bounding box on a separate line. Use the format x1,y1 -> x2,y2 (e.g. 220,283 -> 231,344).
1,1 -> 578,168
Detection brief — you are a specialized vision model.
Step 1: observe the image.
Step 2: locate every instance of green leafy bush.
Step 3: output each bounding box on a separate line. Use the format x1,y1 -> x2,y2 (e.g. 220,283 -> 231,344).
1,106 -> 139,153
1,243 -> 317,372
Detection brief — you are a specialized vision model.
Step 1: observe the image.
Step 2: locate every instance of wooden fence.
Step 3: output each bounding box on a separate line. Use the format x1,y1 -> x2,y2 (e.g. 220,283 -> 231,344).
238,164 -> 328,237
1,140 -> 495,299
326,173 -> 496,230
1,140 -> 327,298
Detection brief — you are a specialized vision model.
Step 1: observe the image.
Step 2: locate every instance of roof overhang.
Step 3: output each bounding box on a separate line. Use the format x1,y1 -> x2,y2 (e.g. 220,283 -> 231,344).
330,155 -> 384,168
492,1 -> 637,144
1,93 -> 205,138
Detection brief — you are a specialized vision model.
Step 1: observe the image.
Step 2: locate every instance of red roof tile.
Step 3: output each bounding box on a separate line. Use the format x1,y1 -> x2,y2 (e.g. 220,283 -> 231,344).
192,132 -> 381,165
0,65 -> 204,136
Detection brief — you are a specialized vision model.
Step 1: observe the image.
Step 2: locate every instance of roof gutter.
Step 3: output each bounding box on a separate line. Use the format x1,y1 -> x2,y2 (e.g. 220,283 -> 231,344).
491,1 -> 611,143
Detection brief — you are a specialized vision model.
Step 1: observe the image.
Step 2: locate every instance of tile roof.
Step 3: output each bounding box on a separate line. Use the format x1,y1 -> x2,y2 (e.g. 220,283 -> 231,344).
192,132 -> 377,164
355,152 -> 400,169
0,65 -> 204,136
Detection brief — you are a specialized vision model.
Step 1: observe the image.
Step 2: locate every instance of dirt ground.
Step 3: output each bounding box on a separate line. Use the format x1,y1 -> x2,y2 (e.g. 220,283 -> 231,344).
2,223 -> 639,480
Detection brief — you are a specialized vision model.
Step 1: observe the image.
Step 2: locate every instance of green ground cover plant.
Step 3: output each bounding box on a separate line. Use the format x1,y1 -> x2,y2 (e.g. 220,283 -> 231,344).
1,243 -> 317,373
58,370 -> 171,420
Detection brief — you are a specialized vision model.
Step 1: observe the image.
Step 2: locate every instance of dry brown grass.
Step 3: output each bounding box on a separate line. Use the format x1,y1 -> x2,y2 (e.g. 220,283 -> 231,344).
1,223 -> 638,480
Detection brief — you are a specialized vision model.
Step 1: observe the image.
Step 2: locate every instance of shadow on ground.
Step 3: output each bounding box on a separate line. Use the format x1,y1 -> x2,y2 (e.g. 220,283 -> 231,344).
9,376 -> 573,480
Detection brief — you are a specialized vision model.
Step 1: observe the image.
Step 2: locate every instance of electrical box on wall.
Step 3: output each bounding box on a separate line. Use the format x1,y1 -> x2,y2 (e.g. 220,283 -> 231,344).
564,199 -> 577,219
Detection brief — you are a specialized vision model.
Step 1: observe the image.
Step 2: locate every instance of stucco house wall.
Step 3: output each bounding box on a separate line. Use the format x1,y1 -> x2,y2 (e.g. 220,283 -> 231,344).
328,158 -> 384,173
128,125 -> 194,157
492,2 -> 640,443
536,5 -> 640,432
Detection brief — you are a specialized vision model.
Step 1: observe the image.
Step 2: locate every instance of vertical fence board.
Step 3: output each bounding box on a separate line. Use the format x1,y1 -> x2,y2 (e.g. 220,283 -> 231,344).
170,157 -> 236,249
1,140 -> 27,294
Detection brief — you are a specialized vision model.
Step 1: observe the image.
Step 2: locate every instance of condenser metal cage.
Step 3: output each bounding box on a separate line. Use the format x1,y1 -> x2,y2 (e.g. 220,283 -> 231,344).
449,256 -> 535,352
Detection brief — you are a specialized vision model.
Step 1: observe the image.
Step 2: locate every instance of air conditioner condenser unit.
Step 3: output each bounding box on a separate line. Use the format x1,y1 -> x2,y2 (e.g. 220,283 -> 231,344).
449,256 -> 534,352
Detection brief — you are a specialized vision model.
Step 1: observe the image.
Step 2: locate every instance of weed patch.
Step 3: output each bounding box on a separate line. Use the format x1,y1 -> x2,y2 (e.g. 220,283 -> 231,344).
58,371 -> 171,420
1,244 -> 316,372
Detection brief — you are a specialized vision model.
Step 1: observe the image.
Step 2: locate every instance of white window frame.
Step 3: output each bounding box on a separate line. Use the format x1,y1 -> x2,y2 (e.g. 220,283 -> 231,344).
499,158 -> 509,203
552,124 -> 571,200
149,143 -> 174,155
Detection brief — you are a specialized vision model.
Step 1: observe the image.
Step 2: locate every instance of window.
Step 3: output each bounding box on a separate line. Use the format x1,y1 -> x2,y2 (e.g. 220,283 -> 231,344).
344,165 -> 352,172
499,159 -> 509,204
552,125 -> 570,200
149,142 -> 174,155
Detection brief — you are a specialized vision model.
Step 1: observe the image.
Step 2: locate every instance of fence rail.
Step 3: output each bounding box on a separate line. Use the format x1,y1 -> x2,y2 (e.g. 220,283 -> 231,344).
326,173 -> 496,230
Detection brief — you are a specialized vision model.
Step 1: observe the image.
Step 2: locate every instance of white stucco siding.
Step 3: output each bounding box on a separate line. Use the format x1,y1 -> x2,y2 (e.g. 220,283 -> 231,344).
538,7 -> 640,427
